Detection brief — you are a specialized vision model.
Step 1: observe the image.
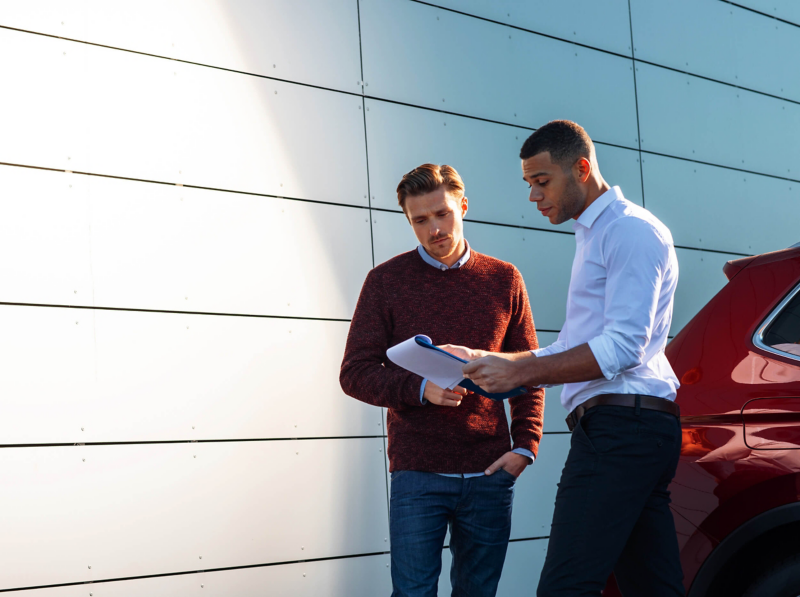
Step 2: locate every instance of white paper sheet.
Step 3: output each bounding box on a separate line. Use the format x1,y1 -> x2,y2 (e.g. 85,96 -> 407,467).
386,335 -> 464,390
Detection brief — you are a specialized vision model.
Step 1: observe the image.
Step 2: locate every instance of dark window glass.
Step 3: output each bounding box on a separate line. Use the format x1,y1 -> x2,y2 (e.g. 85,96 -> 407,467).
764,288 -> 800,357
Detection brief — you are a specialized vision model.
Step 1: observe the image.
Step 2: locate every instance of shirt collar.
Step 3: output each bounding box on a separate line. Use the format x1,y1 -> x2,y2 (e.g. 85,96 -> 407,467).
417,240 -> 471,271
573,186 -> 623,231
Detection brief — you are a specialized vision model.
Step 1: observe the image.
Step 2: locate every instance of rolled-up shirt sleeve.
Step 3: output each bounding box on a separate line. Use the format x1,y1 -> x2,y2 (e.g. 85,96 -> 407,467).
587,218 -> 669,380
532,321 -> 569,358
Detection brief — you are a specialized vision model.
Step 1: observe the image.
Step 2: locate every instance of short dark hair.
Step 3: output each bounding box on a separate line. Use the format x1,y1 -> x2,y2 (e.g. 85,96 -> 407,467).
396,163 -> 465,211
519,120 -> 594,169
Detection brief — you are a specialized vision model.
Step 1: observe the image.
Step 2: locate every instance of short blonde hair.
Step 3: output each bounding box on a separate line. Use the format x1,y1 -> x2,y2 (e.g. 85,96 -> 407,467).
396,163 -> 465,211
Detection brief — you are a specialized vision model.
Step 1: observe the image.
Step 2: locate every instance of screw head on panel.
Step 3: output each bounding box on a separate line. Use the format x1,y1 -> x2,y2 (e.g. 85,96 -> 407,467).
82,458 -> 85,462
88,565 -> 91,569
303,573 -> 306,577
199,556 -> 202,559
301,546 -> 304,550
192,426 -> 195,429
81,427 -> 84,431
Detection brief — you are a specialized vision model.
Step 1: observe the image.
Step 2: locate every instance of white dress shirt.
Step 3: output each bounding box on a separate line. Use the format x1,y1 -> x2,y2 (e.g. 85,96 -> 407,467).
533,186 -> 680,414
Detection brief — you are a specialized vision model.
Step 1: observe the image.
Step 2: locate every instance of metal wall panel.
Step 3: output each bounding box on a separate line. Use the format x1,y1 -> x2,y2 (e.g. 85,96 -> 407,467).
0,306 -> 378,444
672,249 -> 732,335
510,433 -> 569,539
439,538 -> 549,595
0,28 -> 369,205
365,99 -> 642,232
631,0 -> 800,103
6,555 -> 391,596
630,0 -> 737,85
536,332 -> 568,433
643,153 -> 800,255
425,0 -> 632,55
0,439 -> 388,590
89,179 -> 372,317
734,0 -> 800,26
636,61 -> 800,178
0,31 -> 87,172
370,212 -> 573,332
0,167 -> 372,317
360,0 -> 639,148
0,0 -> 362,93
0,166 -> 93,305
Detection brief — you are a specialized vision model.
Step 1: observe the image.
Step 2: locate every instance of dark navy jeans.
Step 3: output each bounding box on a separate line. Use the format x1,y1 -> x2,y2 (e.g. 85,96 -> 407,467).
389,470 -> 516,597
537,405 -> 684,597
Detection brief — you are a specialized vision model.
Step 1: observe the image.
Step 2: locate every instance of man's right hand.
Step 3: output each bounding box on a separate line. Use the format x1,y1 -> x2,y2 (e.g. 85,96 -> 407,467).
423,382 -> 468,407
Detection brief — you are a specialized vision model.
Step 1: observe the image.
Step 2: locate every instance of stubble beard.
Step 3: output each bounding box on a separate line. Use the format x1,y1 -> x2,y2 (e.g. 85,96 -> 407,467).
552,175 -> 585,225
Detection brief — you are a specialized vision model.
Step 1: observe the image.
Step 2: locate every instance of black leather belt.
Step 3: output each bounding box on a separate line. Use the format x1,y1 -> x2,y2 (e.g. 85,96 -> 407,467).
565,393 -> 680,432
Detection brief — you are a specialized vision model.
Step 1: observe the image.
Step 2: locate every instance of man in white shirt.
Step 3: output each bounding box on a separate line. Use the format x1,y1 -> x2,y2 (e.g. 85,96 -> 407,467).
445,120 -> 684,596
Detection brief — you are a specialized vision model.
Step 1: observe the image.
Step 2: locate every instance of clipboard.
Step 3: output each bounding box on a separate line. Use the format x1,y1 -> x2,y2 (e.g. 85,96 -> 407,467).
386,335 -> 528,402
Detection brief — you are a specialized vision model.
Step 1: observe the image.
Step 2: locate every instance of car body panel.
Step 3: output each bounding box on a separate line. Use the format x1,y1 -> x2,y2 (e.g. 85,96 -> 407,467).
603,247 -> 800,596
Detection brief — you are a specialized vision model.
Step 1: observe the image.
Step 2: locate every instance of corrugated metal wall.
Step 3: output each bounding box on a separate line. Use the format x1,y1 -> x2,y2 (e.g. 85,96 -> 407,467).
0,1 -> 798,594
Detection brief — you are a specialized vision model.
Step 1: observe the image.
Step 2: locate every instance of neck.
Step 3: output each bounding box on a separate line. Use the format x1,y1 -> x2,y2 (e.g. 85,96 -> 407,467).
574,176 -> 611,220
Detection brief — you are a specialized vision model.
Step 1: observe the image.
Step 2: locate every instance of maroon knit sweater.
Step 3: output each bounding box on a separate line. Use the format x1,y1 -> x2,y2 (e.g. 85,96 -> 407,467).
340,249 -> 544,473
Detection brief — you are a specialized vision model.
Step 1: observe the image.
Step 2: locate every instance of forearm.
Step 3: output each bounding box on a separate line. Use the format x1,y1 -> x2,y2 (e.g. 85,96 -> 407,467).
517,343 -> 603,386
340,359 -> 422,410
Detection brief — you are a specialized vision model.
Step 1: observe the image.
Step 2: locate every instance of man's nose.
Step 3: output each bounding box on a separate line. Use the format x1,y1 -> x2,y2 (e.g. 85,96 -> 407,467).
529,190 -> 543,203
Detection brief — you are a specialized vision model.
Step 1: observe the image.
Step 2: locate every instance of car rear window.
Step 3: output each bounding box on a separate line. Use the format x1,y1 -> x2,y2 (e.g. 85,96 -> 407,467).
764,287 -> 800,358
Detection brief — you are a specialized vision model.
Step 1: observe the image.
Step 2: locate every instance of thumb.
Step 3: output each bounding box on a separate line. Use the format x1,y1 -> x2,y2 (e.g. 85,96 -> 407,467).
484,457 -> 503,476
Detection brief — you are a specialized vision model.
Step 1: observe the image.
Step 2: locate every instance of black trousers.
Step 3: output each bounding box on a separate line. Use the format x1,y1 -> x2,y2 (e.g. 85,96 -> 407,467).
537,404 -> 685,597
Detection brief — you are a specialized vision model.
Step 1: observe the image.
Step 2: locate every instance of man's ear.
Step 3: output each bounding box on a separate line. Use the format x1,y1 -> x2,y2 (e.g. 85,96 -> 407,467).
574,157 -> 592,183
461,195 -> 469,217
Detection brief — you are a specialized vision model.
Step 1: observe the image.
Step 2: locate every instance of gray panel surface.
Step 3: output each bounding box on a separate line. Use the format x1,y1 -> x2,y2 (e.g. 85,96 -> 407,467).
0,0 -> 362,92
510,433 -> 569,539
360,0 -> 639,148
0,167 -> 372,318
536,332 -> 569,433
630,0 -> 737,84
425,0 -> 632,55
0,306 -> 380,444
636,61 -> 800,178
4,555 -> 391,596
0,29 -> 369,205
0,440 -> 388,590
365,99 -> 642,233
643,154 -> 800,255
733,0 -> 800,26
631,0 -> 800,102
672,248 -> 732,335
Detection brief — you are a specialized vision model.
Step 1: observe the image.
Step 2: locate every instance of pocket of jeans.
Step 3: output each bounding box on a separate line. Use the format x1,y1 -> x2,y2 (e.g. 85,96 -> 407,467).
495,468 -> 518,482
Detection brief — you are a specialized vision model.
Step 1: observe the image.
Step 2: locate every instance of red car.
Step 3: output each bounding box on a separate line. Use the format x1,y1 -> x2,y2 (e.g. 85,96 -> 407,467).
605,244 -> 800,597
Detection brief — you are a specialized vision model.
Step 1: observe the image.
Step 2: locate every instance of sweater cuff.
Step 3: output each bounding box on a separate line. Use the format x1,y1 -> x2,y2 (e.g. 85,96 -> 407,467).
402,377 -> 426,407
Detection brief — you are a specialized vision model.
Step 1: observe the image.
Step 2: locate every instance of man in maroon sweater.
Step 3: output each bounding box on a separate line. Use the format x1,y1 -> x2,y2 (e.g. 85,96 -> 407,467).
340,164 -> 544,596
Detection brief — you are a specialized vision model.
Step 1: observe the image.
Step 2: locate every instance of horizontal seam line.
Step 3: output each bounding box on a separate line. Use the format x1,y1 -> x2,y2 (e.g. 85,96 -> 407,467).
4,10 -> 800,113
0,436 -> 387,448
0,552 -> 391,593
0,302 -> 351,322
721,0 -> 800,28
0,162 -> 758,256
411,1 -> 800,105
0,25 -> 362,98
0,162 -> 369,211
0,303 -> 566,334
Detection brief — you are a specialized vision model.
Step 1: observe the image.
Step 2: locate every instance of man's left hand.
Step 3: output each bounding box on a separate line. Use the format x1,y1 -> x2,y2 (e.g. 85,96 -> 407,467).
462,355 -> 523,393
485,451 -> 530,477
